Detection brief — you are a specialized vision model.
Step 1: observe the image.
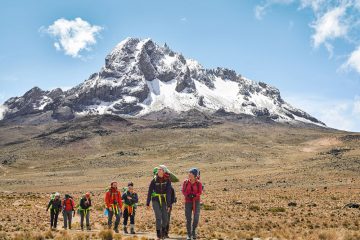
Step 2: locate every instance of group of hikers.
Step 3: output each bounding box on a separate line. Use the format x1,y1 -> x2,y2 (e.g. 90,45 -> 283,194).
46,165 -> 203,240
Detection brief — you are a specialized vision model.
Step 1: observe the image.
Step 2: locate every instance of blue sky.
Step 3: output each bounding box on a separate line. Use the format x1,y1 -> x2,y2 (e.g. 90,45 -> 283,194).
1,0 -> 360,131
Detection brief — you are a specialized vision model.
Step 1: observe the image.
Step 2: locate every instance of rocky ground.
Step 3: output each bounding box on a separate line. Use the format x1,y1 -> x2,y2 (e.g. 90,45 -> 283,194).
0,116 -> 360,240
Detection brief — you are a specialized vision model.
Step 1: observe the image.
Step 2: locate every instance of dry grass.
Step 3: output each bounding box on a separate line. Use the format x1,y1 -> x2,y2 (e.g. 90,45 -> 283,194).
0,118 -> 360,239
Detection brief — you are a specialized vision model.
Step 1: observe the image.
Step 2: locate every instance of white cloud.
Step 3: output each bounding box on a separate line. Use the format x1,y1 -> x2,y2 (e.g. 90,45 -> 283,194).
342,45 -> 360,74
180,17 -> 188,22
285,94 -> 360,132
41,18 -> 103,58
254,0 -> 294,20
299,0 -> 325,13
311,5 -> 348,48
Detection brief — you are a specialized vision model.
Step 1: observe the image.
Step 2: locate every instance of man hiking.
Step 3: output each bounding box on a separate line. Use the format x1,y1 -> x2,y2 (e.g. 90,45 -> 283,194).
79,192 -> 92,231
122,182 -> 139,234
105,181 -> 123,233
62,194 -> 75,230
146,165 -> 172,240
46,192 -> 62,230
182,168 -> 203,240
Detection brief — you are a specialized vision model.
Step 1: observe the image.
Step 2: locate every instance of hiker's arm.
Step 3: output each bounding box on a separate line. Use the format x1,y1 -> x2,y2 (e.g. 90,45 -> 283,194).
118,192 -> 123,208
146,181 -> 154,206
182,181 -> 189,196
197,182 -> 203,197
133,193 -> 139,204
166,181 -> 172,207
104,192 -> 110,209
46,200 -> 51,211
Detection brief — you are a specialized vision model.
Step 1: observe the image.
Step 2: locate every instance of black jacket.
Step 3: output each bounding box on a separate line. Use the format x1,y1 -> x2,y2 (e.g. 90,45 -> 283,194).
122,191 -> 139,206
47,198 -> 62,212
79,197 -> 92,210
146,176 -> 172,207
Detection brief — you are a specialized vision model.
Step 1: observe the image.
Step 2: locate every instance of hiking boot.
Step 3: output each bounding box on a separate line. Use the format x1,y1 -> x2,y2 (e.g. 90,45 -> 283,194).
81,226 -> 84,231
130,224 -> 135,234
192,230 -> 197,240
156,230 -> 161,240
123,225 -> 128,234
86,226 -> 91,231
186,236 -> 191,240
114,228 -> 119,233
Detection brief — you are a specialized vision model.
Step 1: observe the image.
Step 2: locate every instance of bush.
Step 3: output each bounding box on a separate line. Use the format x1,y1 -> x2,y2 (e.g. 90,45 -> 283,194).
268,207 -> 286,213
98,229 -> 114,240
249,205 -> 260,211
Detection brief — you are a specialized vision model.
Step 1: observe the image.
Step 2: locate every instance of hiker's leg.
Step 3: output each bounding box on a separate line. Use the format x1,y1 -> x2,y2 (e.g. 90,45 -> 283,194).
166,209 -> 171,235
114,210 -> 121,230
192,201 -> 201,239
67,211 -> 72,229
130,210 -> 135,225
152,201 -> 162,231
50,210 -> 54,228
123,208 -> 129,226
86,211 -> 90,228
80,211 -> 84,229
185,202 -> 192,238
63,211 -> 68,229
161,203 -> 169,233
54,212 -> 59,228
108,209 -> 114,228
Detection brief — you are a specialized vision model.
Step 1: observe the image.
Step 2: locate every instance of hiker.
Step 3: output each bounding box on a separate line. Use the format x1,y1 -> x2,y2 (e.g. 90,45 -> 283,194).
46,192 -> 62,230
79,192 -> 92,231
122,182 -> 139,234
62,194 -> 75,230
105,181 -> 123,233
164,185 -> 176,238
146,165 -> 172,240
182,168 -> 203,240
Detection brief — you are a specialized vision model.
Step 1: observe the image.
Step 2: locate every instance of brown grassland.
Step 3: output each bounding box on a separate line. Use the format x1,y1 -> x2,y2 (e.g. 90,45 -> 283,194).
0,116 -> 360,240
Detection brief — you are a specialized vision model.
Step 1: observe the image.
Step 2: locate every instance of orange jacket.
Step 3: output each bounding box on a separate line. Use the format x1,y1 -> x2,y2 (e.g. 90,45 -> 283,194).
104,187 -> 123,209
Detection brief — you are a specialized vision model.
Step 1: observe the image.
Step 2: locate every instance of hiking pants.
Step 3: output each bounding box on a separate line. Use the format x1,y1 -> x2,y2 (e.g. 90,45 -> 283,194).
108,208 -> 121,229
63,210 -> 73,229
80,210 -> 90,228
152,200 -> 168,231
123,207 -> 135,225
50,209 -> 59,228
165,208 -> 172,234
185,201 -> 200,237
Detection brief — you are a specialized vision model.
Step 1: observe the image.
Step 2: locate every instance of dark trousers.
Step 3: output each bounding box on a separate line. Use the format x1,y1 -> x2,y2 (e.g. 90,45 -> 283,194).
80,210 -> 90,228
108,207 -> 121,229
123,207 -> 135,225
50,209 -> 59,228
63,210 -> 73,229
152,200 -> 168,231
165,208 -> 172,234
185,201 -> 200,237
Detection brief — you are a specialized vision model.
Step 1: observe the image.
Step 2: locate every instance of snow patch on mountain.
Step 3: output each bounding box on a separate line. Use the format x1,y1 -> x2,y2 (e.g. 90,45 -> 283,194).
0,105 -> 8,120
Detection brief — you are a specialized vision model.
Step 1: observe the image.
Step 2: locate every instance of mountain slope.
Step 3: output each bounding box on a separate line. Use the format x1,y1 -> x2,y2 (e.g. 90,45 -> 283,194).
0,37 -> 325,126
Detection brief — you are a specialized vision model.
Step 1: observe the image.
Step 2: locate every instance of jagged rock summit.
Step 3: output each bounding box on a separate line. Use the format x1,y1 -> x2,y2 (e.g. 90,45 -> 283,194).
0,37 -> 325,126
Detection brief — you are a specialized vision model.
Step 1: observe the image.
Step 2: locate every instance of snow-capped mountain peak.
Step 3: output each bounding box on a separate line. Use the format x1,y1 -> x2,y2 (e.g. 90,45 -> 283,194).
0,37 -> 325,127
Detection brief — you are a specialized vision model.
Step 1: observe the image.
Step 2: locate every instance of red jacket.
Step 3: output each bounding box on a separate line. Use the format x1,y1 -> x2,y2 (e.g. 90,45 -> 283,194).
62,198 -> 75,211
105,187 -> 123,209
182,179 -> 203,203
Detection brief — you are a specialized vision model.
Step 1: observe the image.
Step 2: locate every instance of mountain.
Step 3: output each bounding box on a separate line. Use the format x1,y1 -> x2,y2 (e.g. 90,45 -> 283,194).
0,37 -> 325,126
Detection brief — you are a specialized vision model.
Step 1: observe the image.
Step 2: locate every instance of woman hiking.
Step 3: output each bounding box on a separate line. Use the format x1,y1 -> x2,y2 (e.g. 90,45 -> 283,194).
79,192 -> 92,231
46,192 -> 62,230
122,182 -> 139,234
182,168 -> 203,240
62,194 -> 75,230
146,165 -> 172,240
104,181 -> 123,233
